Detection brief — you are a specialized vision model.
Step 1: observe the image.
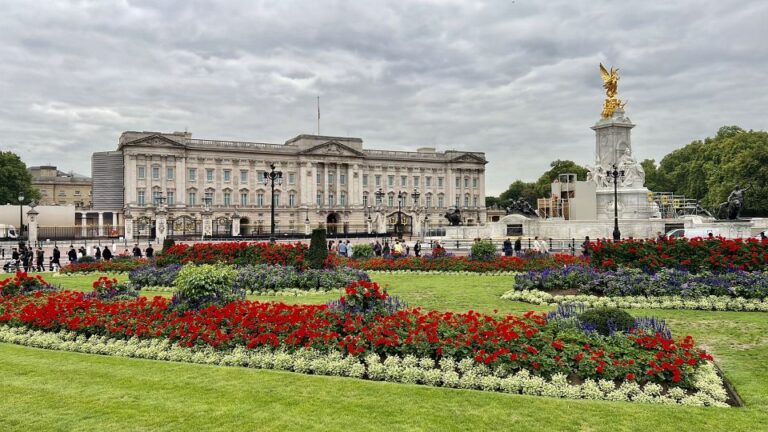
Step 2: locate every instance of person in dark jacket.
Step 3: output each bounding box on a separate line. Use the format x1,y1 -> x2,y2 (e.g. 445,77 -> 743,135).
514,238 -> 522,256
68,246 -> 77,264
503,238 -> 513,256
78,246 -> 87,257
145,244 -> 154,259
414,240 -> 422,257
95,246 -> 102,260
35,247 -> 45,272
132,244 -> 142,258
102,246 -> 112,261
52,246 -> 61,269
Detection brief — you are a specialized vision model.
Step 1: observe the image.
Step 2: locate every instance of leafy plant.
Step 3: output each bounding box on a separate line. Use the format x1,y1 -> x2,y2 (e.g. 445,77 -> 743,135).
578,307 -> 635,336
172,263 -> 241,311
351,243 -> 374,259
87,276 -> 139,301
470,240 -> 498,261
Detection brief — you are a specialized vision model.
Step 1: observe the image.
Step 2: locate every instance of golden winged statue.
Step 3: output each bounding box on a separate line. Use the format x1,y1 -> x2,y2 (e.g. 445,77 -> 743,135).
599,63 -> 625,118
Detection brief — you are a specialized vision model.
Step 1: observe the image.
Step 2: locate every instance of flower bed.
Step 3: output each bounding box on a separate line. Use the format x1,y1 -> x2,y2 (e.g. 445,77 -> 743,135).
347,254 -> 584,273
514,266 -> 768,299
0,280 -> 721,404
502,290 -> 768,312
0,325 -> 728,406
60,258 -> 148,274
127,263 -> 369,293
156,242 -> 307,267
0,272 -> 57,296
590,238 -> 768,273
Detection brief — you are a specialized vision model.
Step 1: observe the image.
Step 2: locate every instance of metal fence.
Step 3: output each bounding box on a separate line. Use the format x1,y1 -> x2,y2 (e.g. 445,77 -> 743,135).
37,225 -> 125,241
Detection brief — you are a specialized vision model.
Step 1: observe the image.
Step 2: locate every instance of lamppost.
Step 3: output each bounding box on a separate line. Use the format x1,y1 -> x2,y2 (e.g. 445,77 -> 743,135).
262,163 -> 283,238
17,191 -> 24,241
609,164 -> 625,241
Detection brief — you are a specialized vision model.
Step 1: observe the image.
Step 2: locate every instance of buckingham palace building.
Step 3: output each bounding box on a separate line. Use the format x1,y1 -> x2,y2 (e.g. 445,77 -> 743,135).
91,130 -> 487,240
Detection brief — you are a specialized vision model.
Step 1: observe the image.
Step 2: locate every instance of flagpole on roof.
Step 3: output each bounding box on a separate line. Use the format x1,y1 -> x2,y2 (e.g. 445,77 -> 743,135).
317,96 -> 320,135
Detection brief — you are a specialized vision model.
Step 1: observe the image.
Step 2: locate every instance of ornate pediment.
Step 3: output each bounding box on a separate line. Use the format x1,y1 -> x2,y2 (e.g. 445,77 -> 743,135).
450,153 -> 486,164
121,134 -> 187,149
299,141 -> 365,158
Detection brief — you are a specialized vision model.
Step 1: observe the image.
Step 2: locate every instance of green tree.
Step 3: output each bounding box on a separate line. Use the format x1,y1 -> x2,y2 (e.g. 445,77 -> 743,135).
485,196 -> 502,208
654,126 -> 768,216
533,160 -> 589,198
0,151 -> 40,204
499,180 -> 539,205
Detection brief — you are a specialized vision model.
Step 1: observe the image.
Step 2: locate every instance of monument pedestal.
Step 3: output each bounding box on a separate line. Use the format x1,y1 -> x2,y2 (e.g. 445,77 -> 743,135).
596,187 -> 656,220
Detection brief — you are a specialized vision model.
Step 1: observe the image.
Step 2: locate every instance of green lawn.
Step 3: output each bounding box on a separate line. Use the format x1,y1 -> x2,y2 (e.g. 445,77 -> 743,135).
2,272 -> 767,431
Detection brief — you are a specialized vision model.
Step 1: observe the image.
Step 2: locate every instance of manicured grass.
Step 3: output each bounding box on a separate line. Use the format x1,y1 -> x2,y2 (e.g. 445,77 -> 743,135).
3,272 -> 768,430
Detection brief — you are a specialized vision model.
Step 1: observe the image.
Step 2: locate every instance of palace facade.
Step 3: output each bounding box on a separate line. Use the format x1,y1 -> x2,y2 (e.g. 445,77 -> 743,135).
93,131 -> 487,238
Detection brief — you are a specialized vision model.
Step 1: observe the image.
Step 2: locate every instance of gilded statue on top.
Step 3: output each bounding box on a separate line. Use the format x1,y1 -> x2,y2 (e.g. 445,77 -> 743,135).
599,63 -> 625,118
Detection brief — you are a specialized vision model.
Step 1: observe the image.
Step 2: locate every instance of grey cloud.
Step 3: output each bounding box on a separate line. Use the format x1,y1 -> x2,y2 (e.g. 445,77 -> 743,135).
0,0 -> 766,195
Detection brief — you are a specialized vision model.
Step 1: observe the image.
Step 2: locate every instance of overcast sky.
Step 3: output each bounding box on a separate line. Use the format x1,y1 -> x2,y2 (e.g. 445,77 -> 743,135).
1,0 -> 766,195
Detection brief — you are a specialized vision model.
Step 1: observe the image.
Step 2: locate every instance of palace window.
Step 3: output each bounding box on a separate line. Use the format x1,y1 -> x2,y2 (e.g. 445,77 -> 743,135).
401,176 -> 407,187
340,192 -> 346,207
166,191 -> 174,205
206,169 -> 214,182
388,175 -> 394,187
153,190 -> 163,205
438,177 -> 444,187
187,191 -> 196,206
438,195 -> 444,208
137,166 -> 145,179
240,170 -> 248,183
455,195 -> 460,207
152,166 -> 160,180
414,176 -> 420,188
328,173 -> 334,184
316,192 -> 323,206
456,177 -> 460,188
464,177 -> 469,188
362,194 -> 368,207
288,173 -> 296,185
257,193 -> 265,207
240,192 -> 248,206
340,173 -> 346,185
205,191 -> 214,205
362,174 -> 368,187
224,169 -> 231,182
137,190 -> 145,206
388,195 -> 394,207
473,177 -> 478,188
273,192 -> 280,207
426,195 -> 432,208
288,193 -> 296,208
223,192 -> 231,207
328,193 -> 335,207
188,168 -> 197,181
426,176 -> 432,187
316,172 -> 322,185
167,167 -> 174,180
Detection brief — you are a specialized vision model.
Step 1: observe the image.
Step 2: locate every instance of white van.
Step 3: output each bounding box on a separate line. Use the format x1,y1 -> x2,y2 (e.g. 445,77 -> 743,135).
0,224 -> 18,239
666,227 -> 750,239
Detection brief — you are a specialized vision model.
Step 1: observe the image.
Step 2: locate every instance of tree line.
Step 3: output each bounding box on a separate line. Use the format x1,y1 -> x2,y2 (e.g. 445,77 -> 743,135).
488,126 -> 768,216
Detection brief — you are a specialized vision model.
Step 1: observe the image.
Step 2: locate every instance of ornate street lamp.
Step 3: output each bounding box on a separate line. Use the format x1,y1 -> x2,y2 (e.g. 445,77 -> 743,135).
374,188 -> 386,235
609,164 -> 625,241
262,163 -> 283,237
17,191 -> 24,241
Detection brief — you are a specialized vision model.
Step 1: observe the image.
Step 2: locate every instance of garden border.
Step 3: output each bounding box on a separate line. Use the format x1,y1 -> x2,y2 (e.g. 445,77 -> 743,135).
502,290 -> 768,312
0,325 -> 730,407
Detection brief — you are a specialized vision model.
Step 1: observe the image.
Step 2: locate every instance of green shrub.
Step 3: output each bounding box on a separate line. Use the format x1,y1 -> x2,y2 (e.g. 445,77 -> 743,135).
172,263 -> 241,310
578,307 -> 635,336
162,238 -> 176,251
351,243 -> 374,259
470,240 -> 497,261
77,256 -> 96,263
306,228 -> 328,269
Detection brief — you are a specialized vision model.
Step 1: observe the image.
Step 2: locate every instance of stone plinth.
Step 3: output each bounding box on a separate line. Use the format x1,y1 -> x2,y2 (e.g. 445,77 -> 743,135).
596,187 -> 656,220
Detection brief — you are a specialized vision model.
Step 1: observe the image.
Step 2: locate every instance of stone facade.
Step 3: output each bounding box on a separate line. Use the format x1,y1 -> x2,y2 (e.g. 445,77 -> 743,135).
28,166 -> 92,207
110,131 -> 487,238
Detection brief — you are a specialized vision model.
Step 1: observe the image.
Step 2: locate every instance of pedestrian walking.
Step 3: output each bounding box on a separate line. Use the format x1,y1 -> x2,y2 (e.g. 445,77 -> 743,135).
145,244 -> 154,259
102,246 -> 112,261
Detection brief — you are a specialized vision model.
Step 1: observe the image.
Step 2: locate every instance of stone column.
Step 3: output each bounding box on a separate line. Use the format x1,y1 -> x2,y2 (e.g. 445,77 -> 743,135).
98,212 -> 104,236
201,209 -> 213,238
155,208 -> 167,247
81,213 -> 88,237
366,216 -> 372,234
112,212 -> 118,228
231,213 -> 241,237
27,208 -> 39,245
124,213 -> 134,241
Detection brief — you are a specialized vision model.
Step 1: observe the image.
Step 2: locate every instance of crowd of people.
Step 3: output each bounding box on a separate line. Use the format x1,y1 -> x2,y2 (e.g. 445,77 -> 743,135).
2,242 -> 155,273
